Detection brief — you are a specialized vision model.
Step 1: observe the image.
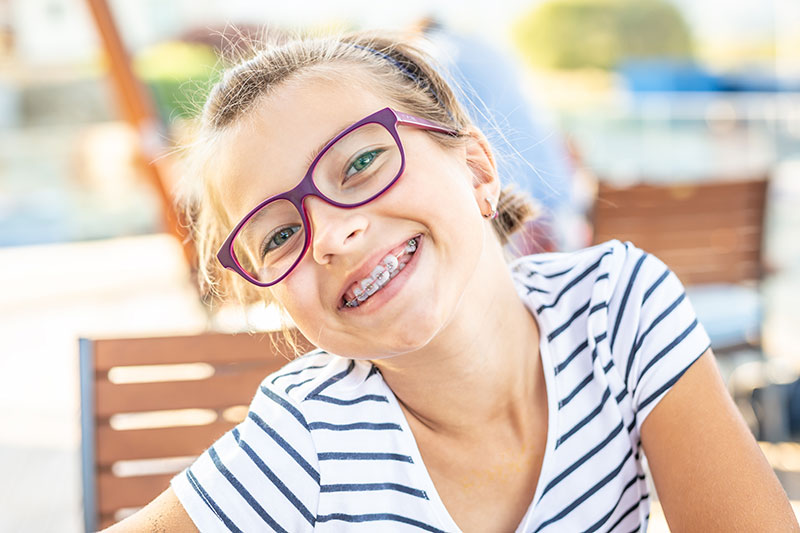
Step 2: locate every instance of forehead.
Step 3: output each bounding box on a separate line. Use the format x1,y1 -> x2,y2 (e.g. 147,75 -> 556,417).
214,69 -> 394,219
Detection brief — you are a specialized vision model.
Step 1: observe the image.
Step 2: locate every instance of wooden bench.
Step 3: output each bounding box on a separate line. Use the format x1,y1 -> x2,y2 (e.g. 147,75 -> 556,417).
592,177 -> 768,286
79,331 -> 314,531
592,176 -> 769,353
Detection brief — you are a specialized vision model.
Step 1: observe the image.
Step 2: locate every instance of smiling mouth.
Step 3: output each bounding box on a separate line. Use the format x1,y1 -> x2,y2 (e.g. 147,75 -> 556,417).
341,236 -> 420,308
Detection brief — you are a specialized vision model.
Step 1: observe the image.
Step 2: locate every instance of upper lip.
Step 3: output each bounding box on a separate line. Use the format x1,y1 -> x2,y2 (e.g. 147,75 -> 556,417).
337,234 -> 419,308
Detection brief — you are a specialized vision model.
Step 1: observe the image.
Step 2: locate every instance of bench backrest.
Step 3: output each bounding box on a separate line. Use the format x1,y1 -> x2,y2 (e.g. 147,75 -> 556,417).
79,331 -> 314,531
592,177 -> 768,285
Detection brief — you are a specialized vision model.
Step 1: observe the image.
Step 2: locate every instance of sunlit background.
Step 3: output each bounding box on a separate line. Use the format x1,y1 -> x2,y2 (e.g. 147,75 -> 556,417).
1,0 -> 799,531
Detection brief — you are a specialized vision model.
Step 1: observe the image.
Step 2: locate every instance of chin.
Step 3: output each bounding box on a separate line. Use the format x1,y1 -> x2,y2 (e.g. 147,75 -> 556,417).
316,313 -> 444,360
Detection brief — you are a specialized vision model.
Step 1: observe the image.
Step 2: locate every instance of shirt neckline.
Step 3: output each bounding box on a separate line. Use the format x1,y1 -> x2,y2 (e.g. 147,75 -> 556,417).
376,286 -> 559,533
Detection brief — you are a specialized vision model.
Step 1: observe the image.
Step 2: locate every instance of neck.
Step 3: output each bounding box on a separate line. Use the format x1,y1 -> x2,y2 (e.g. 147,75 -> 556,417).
372,241 -> 542,440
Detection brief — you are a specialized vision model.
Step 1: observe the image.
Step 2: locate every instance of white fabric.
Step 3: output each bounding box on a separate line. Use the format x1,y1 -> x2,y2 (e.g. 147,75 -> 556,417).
172,240 -> 711,532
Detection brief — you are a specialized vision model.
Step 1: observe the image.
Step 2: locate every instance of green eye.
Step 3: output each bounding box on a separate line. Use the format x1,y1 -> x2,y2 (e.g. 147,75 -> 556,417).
263,224 -> 301,256
346,149 -> 383,178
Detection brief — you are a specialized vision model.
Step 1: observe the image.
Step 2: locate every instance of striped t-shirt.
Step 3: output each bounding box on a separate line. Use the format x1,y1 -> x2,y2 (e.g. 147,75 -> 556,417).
172,240 -> 712,532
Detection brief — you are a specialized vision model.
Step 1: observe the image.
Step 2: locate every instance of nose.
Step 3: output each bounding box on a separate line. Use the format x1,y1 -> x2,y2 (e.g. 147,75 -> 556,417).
304,197 -> 369,265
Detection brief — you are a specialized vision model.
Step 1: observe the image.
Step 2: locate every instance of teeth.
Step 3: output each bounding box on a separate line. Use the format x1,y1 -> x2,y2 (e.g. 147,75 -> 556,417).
343,237 -> 420,308
383,254 -> 399,272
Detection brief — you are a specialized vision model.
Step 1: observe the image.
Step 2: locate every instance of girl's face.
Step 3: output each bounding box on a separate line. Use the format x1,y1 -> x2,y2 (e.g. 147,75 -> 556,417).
216,72 -> 499,358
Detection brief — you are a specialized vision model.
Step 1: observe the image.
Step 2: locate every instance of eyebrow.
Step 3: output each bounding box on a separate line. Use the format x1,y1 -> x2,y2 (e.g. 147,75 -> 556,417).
303,118 -> 357,170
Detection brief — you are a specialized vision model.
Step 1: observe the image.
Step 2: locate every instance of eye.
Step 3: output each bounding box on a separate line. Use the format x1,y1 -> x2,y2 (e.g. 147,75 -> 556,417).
263,224 -> 302,256
345,149 -> 384,178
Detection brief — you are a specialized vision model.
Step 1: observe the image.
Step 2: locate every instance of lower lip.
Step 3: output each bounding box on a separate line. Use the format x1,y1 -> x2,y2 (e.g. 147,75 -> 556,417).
339,235 -> 423,314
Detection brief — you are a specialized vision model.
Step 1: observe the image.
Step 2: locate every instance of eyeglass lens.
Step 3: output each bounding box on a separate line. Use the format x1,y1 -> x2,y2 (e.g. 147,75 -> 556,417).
231,122 -> 403,284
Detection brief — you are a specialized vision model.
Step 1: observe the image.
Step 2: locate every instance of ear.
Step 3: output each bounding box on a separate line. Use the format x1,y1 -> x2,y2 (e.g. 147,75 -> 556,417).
463,126 -> 501,216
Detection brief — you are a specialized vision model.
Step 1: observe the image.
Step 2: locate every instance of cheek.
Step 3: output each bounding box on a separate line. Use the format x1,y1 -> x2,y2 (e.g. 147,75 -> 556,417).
271,269 -> 320,323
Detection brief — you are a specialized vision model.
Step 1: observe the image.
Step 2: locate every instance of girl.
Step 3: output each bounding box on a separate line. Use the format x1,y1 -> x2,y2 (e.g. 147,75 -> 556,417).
108,31 -> 796,532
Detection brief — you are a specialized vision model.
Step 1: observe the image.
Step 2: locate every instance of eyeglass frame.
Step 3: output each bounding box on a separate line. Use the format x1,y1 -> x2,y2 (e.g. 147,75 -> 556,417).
216,106 -> 459,287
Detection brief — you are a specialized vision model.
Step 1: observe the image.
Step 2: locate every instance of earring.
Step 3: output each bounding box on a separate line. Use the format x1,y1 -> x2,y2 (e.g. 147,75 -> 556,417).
483,197 -> 498,220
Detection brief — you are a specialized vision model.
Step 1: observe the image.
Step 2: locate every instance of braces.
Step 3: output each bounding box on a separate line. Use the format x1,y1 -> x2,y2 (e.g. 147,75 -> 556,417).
344,238 -> 417,308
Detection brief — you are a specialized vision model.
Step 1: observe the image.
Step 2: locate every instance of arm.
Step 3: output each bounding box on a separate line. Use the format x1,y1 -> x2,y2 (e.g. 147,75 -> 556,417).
101,487 -> 198,533
641,349 -> 798,532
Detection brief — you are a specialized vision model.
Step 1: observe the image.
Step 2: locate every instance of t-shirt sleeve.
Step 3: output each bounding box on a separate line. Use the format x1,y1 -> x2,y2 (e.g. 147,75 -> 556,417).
608,243 -> 712,435
170,379 -> 319,533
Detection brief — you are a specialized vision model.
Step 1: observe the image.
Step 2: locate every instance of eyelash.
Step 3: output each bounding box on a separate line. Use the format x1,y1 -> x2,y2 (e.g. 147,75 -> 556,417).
261,225 -> 301,257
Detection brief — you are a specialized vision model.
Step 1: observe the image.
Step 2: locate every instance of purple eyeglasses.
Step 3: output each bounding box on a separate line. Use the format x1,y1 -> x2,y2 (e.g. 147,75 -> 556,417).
217,107 -> 458,287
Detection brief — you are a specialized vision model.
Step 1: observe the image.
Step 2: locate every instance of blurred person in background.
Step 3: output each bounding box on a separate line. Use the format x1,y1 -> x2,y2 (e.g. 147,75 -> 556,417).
106,30 -> 796,533
415,17 -> 589,255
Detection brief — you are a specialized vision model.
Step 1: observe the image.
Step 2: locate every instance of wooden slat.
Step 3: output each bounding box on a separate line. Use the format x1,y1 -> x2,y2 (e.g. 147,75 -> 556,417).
98,472 -> 173,514
99,515 -> 117,530
96,365 -> 278,416
94,331 -> 314,370
592,177 -> 767,285
96,421 -> 236,465
87,331 -> 316,526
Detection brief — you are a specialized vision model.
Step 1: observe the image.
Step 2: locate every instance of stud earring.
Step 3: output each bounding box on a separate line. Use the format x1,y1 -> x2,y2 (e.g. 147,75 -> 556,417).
483,197 -> 498,220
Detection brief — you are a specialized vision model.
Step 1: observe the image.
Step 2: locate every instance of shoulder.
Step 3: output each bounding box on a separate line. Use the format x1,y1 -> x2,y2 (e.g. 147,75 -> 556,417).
510,240 -> 650,313
170,350 -> 377,532
510,239 -> 671,308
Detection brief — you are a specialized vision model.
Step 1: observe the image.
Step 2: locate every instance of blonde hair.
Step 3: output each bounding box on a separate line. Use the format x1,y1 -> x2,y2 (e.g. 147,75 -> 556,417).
185,30 -> 536,308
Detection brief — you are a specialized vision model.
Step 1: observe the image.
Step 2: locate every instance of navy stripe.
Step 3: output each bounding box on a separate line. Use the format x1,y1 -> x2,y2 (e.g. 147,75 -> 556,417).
525,283 -> 550,294
607,494 -> 649,533
316,513 -> 447,533
318,452 -> 413,463
285,376 -> 314,394
554,333 -> 607,375
232,427 -> 241,443
537,251 -> 612,313
555,340 -> 588,375
260,385 -> 310,430
557,387 -> 612,447
306,359 -> 355,399
590,301 -> 609,314
548,300 -> 591,342
534,448 -> 635,533
308,421 -> 403,431
248,411 -> 320,483
271,364 -> 328,384
541,265 -> 576,279
559,371 -> 593,409
611,252 -> 647,352
638,319 -> 700,382
235,438 -> 317,525
642,269 -> 669,304
208,446 -> 290,533
320,482 -> 428,499
582,474 -> 645,533
308,393 -> 389,405
367,364 -> 381,379
616,388 -> 628,405
186,469 -> 243,533
629,292 -> 687,362
638,345 -> 708,411
603,359 -> 614,373
608,492 -> 650,531
542,421 -> 624,498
